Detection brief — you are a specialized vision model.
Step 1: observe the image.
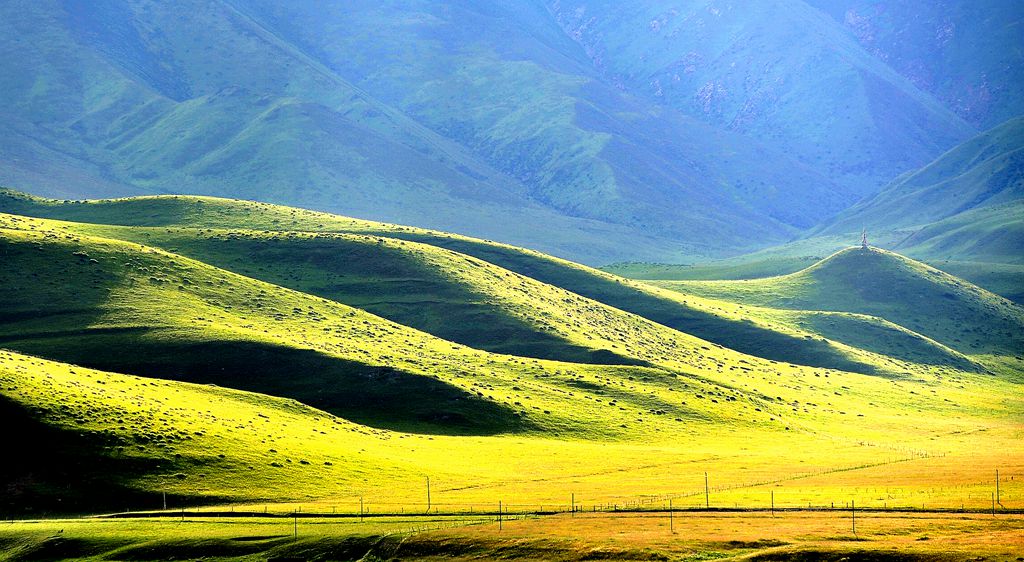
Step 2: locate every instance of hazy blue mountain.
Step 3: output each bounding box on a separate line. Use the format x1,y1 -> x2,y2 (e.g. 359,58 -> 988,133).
545,0 -> 978,194
805,0 -> 1024,128
818,116 -> 1024,235
0,1 -> 1018,264
0,0 -> 866,263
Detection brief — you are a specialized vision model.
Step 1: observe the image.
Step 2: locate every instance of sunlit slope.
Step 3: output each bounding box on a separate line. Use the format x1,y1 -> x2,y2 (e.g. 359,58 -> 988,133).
0,191 -> 928,376
35,225 -> 647,367
652,247 -> 1024,358
38,219 -> 939,376
0,349 -> 409,512
5,349 -> 1020,517
4,212 -> 1010,447
1,214 -> 883,440
0,224 -> 521,435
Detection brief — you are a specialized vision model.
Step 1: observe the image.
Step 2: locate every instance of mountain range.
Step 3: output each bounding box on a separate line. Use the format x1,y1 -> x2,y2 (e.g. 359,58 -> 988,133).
2,0 -> 1021,264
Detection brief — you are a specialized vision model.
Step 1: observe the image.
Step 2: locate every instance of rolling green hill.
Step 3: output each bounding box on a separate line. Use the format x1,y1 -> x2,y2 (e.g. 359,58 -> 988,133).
1,193 -> 1022,519
650,247 -> 1024,358
1,190 -> 961,377
7,208 -> 906,440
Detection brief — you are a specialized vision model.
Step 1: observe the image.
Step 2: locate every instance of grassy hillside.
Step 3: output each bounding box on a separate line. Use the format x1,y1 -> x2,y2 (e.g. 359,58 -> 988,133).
0,0 -> 871,263
819,117 -> 1024,236
1,196 -> 1022,526
0,190 -> 951,377
4,347 -> 1021,518
651,247 -> 1024,358
546,0 -> 974,194
9,209 -> 928,440
806,0 -> 1024,128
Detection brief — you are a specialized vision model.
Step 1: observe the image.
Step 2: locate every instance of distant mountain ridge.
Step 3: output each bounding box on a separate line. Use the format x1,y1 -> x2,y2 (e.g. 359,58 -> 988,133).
545,0 -> 977,194
819,116 -> 1024,236
0,0 -> 1020,263
804,0 -> 1024,128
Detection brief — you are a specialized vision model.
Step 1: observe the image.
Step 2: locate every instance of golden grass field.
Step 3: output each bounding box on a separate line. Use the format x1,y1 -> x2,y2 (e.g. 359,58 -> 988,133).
1,192 -> 1021,560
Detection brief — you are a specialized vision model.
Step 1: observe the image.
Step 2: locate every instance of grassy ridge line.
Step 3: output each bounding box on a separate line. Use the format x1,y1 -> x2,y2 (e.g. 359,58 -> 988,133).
0,190 -> 939,376
648,247 -> 1024,358
8,215 -> 886,439
1,208 -> 963,384
0,222 -> 722,438
0,215 -> 844,442
44,219 -> 943,377
3,213 -> 1012,444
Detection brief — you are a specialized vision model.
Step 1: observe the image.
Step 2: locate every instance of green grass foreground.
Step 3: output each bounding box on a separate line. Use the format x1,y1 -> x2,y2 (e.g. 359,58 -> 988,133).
0,190 -> 1021,558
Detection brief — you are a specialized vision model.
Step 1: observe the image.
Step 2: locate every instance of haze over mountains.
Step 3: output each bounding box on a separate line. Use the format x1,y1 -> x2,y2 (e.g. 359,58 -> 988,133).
2,0 -> 1021,264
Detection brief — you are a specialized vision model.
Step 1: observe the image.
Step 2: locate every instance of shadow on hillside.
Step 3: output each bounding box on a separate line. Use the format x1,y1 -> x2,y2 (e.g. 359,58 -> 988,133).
395,236 -> 883,375
1,335 -> 530,436
0,395 -> 207,516
165,234 -> 648,368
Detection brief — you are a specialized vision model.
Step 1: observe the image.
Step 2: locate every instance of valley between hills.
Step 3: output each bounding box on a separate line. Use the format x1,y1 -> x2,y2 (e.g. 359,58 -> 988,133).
1,189 -> 1021,561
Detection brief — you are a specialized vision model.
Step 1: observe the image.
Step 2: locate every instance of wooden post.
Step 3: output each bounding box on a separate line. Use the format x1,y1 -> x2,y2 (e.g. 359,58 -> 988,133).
293,511 -> 297,540
705,472 -> 709,509
669,498 -> 674,533
360,496 -> 364,523
499,501 -> 503,531
992,492 -> 995,516
571,493 -> 575,517
996,470 -> 1000,506
851,500 -> 856,536
771,490 -> 774,517
163,491 -> 167,511
426,476 -> 431,513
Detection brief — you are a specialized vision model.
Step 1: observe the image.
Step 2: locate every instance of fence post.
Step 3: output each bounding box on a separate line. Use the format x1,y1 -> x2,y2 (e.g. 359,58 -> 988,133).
705,472 -> 709,509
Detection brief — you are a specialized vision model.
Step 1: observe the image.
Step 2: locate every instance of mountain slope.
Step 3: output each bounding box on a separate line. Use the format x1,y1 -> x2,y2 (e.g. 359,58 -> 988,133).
651,247 -> 1024,357
819,116 -> 1024,236
545,0 -> 975,193
0,191 -> 953,377
9,209 -> 924,441
0,0 -> 687,264
805,0 -> 1024,128
0,0 -> 864,263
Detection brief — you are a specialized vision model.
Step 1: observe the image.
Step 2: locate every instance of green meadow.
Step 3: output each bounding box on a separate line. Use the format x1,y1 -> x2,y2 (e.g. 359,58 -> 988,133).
1,190 -> 1021,560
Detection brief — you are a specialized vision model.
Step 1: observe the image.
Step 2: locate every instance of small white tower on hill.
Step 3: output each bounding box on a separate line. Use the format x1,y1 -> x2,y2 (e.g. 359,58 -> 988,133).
861,228 -> 869,249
